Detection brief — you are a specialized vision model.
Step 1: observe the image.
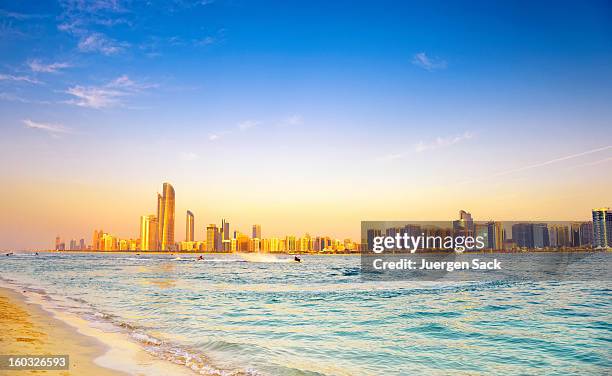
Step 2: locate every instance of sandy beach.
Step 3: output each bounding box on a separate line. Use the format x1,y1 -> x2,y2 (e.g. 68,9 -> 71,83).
0,287 -> 124,376
0,286 -> 197,376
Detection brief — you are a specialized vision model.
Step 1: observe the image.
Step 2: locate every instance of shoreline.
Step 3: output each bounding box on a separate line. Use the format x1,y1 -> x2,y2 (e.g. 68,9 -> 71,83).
0,286 -> 125,376
0,284 -> 198,376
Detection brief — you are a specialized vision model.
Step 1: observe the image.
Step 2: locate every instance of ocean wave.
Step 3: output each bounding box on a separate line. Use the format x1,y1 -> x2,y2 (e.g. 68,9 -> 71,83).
0,277 -> 257,376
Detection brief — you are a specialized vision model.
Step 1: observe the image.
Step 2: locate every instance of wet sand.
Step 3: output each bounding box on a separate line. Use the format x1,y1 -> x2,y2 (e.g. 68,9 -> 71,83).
0,286 -> 196,376
0,286 -> 124,376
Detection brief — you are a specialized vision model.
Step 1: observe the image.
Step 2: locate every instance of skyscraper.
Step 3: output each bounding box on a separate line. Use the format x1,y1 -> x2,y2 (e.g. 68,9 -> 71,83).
140,215 -> 159,251
252,224 -> 261,240
592,208 -> 611,249
157,183 -> 176,251
580,222 -> 593,246
186,210 -> 195,242
206,224 -> 219,252
486,221 -> 504,250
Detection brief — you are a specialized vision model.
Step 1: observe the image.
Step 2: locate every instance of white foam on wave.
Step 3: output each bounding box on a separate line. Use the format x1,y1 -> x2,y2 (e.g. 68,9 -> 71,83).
237,253 -> 294,263
0,277 -> 257,376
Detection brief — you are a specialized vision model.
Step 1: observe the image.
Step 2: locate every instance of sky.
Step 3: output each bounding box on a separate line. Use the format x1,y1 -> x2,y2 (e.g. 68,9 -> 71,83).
1,0 -> 611,250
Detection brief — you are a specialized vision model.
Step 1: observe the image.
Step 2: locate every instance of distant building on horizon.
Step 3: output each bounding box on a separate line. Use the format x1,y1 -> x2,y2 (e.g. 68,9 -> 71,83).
186,210 -> 195,242
592,208 -> 611,249
252,224 -> 261,240
486,221 -> 504,250
221,219 -> 231,252
512,223 -> 549,249
580,222 -> 593,247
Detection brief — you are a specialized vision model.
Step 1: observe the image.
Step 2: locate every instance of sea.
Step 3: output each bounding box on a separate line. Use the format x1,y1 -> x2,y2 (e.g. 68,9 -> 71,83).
0,252 -> 610,375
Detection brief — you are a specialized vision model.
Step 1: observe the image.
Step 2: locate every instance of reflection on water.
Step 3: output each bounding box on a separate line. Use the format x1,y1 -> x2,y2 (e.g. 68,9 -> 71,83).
0,253 -> 610,376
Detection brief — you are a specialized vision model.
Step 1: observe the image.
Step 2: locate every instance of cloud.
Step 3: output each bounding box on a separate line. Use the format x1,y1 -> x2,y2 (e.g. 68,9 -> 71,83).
78,32 -> 129,55
179,151 -> 199,161
378,131 -> 474,162
458,145 -> 612,185
414,131 -> 473,152
194,36 -> 215,46
107,74 -> 157,91
378,153 -> 405,162
208,133 -> 220,141
570,156 -> 612,169
28,59 -> 72,73
22,119 -> 70,136
0,74 -> 41,84
57,0 -> 131,37
65,86 -> 124,108
282,114 -> 303,126
412,52 -> 447,71
0,9 -> 48,20
64,75 -> 153,109
238,120 -> 259,131
488,145 -> 612,178
0,92 -> 50,104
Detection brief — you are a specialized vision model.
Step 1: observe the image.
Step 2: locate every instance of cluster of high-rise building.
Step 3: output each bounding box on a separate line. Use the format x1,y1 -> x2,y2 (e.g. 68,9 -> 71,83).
54,182 -> 359,253
364,208 -> 612,252
52,188 -> 610,252
54,236 -> 86,251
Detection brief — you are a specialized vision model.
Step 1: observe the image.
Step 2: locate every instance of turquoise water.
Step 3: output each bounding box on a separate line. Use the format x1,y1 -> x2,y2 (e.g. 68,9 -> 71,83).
0,253 -> 610,375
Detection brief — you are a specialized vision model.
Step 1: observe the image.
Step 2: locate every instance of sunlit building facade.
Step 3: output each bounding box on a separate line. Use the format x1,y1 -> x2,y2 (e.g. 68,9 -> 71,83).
157,182 -> 175,251
140,215 -> 159,251
186,210 -> 195,242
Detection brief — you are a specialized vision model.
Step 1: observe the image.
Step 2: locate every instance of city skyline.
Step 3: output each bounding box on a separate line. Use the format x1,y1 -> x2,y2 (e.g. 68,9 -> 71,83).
1,1 -> 611,249
49,183 -> 609,253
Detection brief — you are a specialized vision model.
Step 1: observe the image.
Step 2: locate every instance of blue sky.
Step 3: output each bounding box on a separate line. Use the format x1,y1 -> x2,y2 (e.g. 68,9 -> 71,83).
1,0 -> 611,248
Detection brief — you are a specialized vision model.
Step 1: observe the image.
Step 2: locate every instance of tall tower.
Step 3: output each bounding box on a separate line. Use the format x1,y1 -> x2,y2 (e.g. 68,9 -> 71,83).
186,210 -> 195,242
157,183 -> 176,251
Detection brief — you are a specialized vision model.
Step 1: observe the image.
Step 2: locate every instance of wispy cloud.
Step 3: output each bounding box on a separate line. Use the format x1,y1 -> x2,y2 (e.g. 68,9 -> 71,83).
58,0 -> 128,33
194,36 -> 215,46
209,120 -> 261,141
378,131 -> 474,162
22,119 -> 71,136
0,73 -> 41,84
78,32 -> 129,55
0,92 -> 50,104
238,120 -> 260,131
377,153 -> 405,162
282,114 -> 303,126
0,9 -> 49,20
64,75 -> 154,109
179,151 -> 199,161
414,131 -> 473,152
412,52 -> 447,71
65,86 -> 124,108
28,59 -> 72,73
107,74 -> 157,90
458,145 -> 612,185
488,145 -> 612,178
570,156 -> 612,169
